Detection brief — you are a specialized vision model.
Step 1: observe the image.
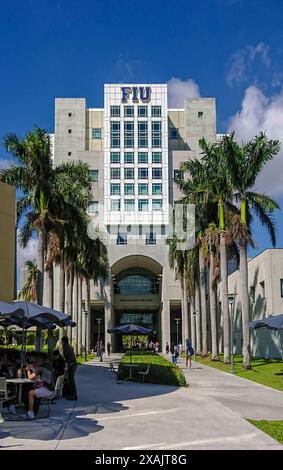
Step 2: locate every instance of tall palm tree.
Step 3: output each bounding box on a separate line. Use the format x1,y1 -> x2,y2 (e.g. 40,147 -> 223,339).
18,260 -> 39,302
223,132 -> 280,369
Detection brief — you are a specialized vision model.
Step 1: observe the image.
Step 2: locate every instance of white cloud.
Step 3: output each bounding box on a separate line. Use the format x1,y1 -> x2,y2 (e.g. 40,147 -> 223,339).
17,235 -> 38,271
228,85 -> 283,196
227,42 -> 271,86
167,77 -> 200,108
0,159 -> 12,170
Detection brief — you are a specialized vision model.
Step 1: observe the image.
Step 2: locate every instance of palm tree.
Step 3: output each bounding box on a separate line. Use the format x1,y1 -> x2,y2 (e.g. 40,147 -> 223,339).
18,260 -> 39,302
223,132 -> 280,369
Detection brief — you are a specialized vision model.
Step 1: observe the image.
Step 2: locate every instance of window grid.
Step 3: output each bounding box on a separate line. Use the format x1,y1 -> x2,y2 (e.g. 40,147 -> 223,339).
110,152 -> 120,164
124,121 -> 134,148
92,128 -> 102,139
151,121 -> 162,148
90,170 -> 99,182
138,121 -> 148,148
111,168 -> 120,179
124,106 -> 134,117
110,121 -> 120,148
124,152 -> 134,164
110,106 -> 120,117
110,183 -> 120,195
152,152 -> 162,163
138,152 -> 148,163
152,106 -> 161,117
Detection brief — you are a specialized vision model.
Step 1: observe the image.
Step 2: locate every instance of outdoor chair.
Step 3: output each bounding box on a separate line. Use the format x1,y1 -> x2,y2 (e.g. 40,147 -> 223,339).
0,377 -> 16,422
138,364 -> 150,383
39,375 -> 65,417
108,362 -> 122,383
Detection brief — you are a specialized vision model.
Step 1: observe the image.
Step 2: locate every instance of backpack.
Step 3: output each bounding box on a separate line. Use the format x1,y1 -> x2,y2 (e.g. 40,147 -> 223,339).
186,343 -> 194,355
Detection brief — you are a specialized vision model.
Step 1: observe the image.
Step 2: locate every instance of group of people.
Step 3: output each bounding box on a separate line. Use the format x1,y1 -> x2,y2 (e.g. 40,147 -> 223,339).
165,340 -> 194,368
0,336 -> 78,419
148,340 -> 160,352
91,340 -> 111,362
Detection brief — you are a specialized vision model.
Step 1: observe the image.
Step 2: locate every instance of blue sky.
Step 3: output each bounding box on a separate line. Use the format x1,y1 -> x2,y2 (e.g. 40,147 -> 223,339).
0,0 -> 283,273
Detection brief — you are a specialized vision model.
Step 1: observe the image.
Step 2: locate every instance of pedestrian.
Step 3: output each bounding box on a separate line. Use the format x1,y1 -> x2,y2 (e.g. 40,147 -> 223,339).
61,336 -> 77,400
99,341 -> 104,362
185,340 -> 194,369
165,342 -> 169,354
178,342 -> 183,355
155,340 -> 160,353
52,349 -> 65,383
107,341 -> 111,357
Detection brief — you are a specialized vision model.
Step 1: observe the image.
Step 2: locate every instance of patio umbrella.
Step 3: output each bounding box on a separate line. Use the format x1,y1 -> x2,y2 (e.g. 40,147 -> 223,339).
249,314 -> 283,330
0,301 -> 72,326
107,324 -> 153,364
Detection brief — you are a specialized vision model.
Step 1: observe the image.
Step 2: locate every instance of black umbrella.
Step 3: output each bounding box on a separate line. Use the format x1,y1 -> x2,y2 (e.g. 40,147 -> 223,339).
107,324 -> 153,364
249,314 -> 283,330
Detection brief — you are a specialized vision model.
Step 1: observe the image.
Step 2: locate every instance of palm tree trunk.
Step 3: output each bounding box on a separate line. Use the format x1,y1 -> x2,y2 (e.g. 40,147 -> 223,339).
73,271 -> 79,356
85,278 -> 91,353
190,297 -> 196,352
209,252 -> 219,360
195,285 -> 201,355
58,260 -> 65,341
199,248 -> 208,356
44,265 -> 53,308
78,276 -> 82,355
240,242 -> 251,369
36,231 -> 44,305
220,231 -> 230,363
182,276 -> 189,346
66,268 -> 74,342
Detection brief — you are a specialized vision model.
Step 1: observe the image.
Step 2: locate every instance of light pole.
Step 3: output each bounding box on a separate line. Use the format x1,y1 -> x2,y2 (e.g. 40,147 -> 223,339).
84,309 -> 88,361
225,293 -> 237,374
174,318 -> 180,346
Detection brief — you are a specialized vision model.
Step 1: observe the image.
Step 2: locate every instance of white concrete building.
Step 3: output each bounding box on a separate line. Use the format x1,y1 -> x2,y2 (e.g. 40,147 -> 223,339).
52,83 -> 217,352
226,249 -> 283,358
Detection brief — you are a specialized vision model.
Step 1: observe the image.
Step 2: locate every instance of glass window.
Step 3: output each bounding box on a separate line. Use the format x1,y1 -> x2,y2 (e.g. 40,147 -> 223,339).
110,105 -> 120,117
152,106 -> 161,117
117,232 -> 127,245
111,200 -> 121,211
151,121 -> 162,148
138,121 -> 148,148
110,152 -> 120,163
174,169 -> 184,180
152,183 -> 162,195
124,183 -> 134,195
260,281 -> 265,299
90,170 -> 99,182
110,121 -> 120,148
111,168 -> 120,179
138,199 -> 149,211
110,184 -> 120,195
124,167 -> 134,179
124,199 -> 135,211
169,127 -> 179,139
138,106 -> 148,117
152,152 -> 162,163
138,152 -> 148,163
88,201 -> 98,213
198,111 -> 204,118
138,183 -> 148,195
124,106 -> 134,117
92,128 -> 102,139
124,152 -> 134,163
68,129 -> 72,134
146,232 -> 156,245
138,168 -> 148,179
152,168 -> 162,179
281,279 -> 283,298
124,121 -> 134,148
114,267 -> 159,295
152,199 -> 162,211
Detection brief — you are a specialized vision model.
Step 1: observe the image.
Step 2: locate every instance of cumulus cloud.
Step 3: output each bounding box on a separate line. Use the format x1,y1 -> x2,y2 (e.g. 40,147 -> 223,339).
227,42 -> 271,86
167,77 -> 200,108
17,234 -> 38,271
228,85 -> 283,196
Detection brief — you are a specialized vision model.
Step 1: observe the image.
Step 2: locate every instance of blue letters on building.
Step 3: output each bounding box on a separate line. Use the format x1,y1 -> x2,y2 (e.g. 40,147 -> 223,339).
121,86 -> 151,103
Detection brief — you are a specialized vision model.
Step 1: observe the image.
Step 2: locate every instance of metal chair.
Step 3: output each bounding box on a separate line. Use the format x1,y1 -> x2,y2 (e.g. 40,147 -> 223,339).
138,364 -> 150,383
0,377 -> 16,422
39,375 -> 65,417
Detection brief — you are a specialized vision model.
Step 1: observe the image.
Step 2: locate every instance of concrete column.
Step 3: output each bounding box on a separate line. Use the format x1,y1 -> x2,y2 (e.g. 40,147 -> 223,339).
78,277 -> 82,355
195,286 -> 202,355
104,277 -> 112,349
182,279 -> 189,347
161,269 -> 170,352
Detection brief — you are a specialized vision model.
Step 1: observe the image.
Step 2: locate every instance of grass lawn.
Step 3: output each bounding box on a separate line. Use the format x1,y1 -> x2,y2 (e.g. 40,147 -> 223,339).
247,419 -> 283,444
119,350 -> 187,387
76,354 -> 97,365
195,354 -> 283,392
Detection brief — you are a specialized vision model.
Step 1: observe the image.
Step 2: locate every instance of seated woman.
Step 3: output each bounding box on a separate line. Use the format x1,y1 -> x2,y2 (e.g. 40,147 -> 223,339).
25,356 -> 54,419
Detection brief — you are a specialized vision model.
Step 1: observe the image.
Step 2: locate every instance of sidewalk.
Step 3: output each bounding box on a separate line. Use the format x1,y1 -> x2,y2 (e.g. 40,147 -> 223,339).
0,354 -> 283,450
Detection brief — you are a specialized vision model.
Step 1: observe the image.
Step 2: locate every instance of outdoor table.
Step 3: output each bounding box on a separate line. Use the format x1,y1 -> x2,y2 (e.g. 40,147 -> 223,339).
123,364 -> 140,380
6,378 -> 35,406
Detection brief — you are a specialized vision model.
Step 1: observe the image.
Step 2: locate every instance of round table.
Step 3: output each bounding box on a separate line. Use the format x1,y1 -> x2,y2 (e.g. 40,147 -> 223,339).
6,378 -> 35,406
123,364 -> 140,380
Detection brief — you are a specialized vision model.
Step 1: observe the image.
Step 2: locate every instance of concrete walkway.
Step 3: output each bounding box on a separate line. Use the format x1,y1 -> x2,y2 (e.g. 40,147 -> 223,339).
1,354 -> 283,450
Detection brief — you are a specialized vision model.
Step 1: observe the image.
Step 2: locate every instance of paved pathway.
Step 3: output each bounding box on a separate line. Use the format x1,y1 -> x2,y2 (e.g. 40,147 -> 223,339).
1,354 -> 283,450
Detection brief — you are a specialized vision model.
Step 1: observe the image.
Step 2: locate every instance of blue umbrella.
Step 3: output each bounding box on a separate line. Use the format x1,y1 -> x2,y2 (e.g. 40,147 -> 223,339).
249,314 -> 283,330
107,324 -> 154,364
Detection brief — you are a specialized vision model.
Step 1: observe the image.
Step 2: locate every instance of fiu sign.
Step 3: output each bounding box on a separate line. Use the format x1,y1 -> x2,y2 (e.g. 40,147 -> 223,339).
121,86 -> 151,103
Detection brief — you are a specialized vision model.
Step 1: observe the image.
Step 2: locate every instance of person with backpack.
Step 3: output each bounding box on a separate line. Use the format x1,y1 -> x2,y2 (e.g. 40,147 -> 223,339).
185,340 -> 194,368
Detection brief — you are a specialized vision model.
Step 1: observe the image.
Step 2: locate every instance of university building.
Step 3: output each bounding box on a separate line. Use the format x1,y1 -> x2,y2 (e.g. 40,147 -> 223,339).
52,84 -> 217,352
0,181 -> 16,302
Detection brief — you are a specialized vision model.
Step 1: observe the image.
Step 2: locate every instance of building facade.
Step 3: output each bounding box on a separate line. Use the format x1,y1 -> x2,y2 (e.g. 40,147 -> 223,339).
225,249 -> 283,359
53,84 -> 217,352
0,181 -> 16,302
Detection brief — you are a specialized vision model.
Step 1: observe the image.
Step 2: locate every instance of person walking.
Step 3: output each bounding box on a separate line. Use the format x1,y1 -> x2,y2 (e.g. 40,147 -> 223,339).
62,336 -> 77,400
155,340 -> 160,353
185,340 -> 194,369
165,342 -> 169,355
107,341 -> 111,357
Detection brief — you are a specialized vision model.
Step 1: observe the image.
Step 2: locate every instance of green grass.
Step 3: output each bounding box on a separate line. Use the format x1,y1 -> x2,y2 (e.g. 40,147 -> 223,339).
247,419 -> 283,444
119,351 -> 187,387
195,354 -> 283,391
76,354 -> 96,365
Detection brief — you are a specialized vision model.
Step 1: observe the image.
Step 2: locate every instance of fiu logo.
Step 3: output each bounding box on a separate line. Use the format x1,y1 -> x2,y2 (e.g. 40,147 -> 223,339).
121,86 -> 151,103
